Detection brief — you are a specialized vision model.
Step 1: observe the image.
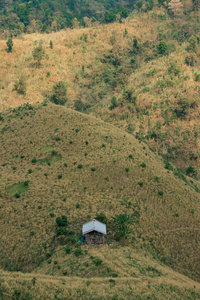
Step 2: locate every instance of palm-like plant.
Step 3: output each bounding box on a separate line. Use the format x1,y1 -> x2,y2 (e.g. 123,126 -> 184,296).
112,214 -> 132,242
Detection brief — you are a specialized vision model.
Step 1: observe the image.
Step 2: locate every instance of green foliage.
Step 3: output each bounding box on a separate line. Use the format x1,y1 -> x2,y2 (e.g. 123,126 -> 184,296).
157,41 -> 168,55
6,38 -> 13,53
14,76 -> 26,95
74,248 -> 83,257
105,11 -> 116,23
112,213 -> 133,240
64,245 -> 72,254
56,215 -> 68,227
95,213 -> 107,224
50,40 -> 53,49
56,227 -> 68,236
185,55 -> 196,66
186,166 -> 197,178
50,81 -> 67,105
109,96 -> 118,110
93,258 -> 103,266
32,43 -> 45,66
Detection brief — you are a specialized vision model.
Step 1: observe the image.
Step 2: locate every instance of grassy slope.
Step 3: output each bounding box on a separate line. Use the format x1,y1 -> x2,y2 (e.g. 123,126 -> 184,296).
1,246 -> 200,299
0,8 -> 200,176
0,103 -> 200,285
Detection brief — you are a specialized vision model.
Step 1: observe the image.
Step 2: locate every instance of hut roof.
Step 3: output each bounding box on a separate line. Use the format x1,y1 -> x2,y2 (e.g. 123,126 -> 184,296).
82,219 -> 107,235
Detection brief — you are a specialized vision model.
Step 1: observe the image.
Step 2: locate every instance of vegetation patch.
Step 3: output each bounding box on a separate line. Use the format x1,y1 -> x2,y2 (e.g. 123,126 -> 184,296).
5,182 -> 29,197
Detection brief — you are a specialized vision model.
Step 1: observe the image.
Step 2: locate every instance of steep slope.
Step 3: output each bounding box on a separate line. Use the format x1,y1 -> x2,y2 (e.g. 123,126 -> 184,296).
0,103 -> 200,283
0,7 -> 200,176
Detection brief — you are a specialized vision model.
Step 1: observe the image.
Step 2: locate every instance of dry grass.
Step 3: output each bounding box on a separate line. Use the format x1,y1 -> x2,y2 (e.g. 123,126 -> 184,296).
0,8 -> 199,175
0,103 -> 200,284
1,245 -> 200,299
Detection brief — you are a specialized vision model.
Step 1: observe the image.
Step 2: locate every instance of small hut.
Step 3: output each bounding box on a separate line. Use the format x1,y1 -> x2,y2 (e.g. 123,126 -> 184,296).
82,219 -> 106,245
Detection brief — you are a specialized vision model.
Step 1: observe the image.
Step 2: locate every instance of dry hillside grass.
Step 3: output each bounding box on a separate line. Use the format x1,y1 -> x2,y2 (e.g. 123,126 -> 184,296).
1,245 -> 200,299
0,103 -> 200,284
0,8 -> 200,175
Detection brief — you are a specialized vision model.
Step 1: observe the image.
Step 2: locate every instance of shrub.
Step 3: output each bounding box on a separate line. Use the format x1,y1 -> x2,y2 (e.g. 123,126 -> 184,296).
76,203 -> 80,208
77,164 -> 83,169
28,169 -> 32,174
138,181 -> 143,187
140,162 -> 146,168
125,167 -> 129,172
32,42 -> 45,66
158,191 -> 164,195
31,158 -> 37,163
6,37 -> 13,52
13,76 -> 26,95
112,214 -> 133,241
74,248 -> 83,257
57,174 -> 62,179
95,213 -> 107,224
186,165 -> 197,177
185,55 -> 195,66
157,41 -> 168,55
91,167 -> 96,171
50,81 -> 67,105
50,40 -> 53,49
56,215 -> 68,227
195,73 -> 200,82
110,96 -> 118,110
93,258 -> 103,266
64,245 -> 72,254
47,259 -> 52,264
14,193 -> 20,198
56,228 -> 68,236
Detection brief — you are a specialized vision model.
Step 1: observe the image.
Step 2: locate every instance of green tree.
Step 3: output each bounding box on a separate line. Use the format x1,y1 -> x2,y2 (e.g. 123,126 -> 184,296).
112,214 -> 133,242
157,40 -> 168,55
56,215 -> 68,227
50,81 -> 67,105
6,37 -> 13,53
32,42 -> 45,66
105,11 -> 117,23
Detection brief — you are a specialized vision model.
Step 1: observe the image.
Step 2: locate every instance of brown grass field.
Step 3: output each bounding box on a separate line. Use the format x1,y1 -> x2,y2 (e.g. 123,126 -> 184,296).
0,7 -> 200,299
0,8 -> 200,174
0,102 -> 200,300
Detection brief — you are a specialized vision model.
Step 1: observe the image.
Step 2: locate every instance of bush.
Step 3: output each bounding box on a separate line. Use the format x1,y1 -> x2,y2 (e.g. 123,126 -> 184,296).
157,41 -> 168,55
6,37 -> 13,52
56,227 -> 68,236
32,42 -> 45,66
64,245 -> 72,254
57,174 -> 62,179
140,162 -> 146,168
77,164 -> 83,169
50,81 -> 67,105
93,258 -> 103,266
13,76 -> 26,95
95,213 -> 107,224
56,215 -> 68,227
74,248 -> 83,257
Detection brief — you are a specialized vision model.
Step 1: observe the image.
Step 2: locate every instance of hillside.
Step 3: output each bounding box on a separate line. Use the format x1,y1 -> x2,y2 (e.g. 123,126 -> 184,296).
0,6 -> 200,177
1,248 -> 200,299
0,103 -> 200,286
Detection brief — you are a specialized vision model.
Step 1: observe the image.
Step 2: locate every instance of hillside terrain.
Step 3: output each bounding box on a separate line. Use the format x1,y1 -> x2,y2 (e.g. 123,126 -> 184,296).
1,3 -> 200,299
0,103 -> 200,290
0,6 -> 200,177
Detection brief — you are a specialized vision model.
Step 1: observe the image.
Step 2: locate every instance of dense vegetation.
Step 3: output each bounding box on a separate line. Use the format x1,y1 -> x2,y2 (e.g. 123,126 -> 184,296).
0,0 -> 132,35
